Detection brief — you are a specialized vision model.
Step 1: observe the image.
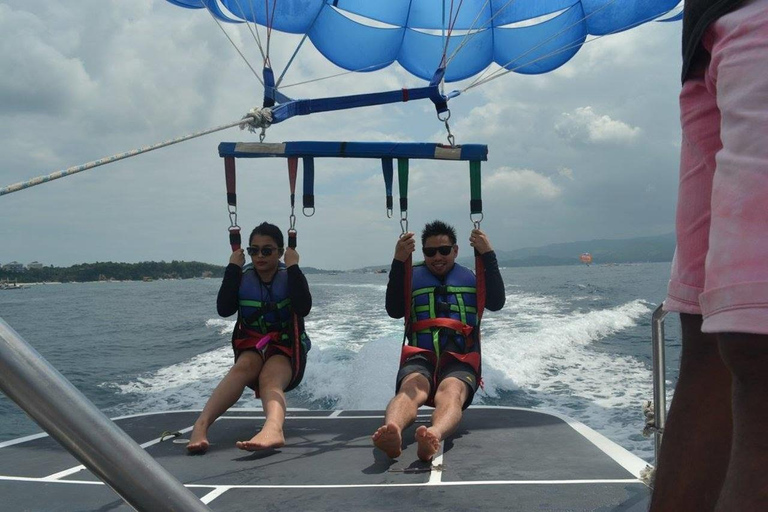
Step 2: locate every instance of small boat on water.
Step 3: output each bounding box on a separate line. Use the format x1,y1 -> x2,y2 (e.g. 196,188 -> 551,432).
0,279 -> 29,290
0,407 -> 650,511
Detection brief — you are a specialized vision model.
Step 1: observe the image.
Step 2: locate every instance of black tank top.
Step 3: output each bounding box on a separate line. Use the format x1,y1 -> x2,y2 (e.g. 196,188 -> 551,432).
682,0 -> 747,82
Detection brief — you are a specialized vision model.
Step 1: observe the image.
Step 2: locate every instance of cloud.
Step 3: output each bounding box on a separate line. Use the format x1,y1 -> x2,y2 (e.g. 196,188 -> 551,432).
0,4 -> 96,115
555,106 -> 641,145
486,167 -> 563,200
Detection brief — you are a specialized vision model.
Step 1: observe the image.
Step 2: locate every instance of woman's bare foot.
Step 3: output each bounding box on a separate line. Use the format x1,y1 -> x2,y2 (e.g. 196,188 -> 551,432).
372,423 -> 403,459
187,423 -> 210,454
236,423 -> 285,451
415,425 -> 440,462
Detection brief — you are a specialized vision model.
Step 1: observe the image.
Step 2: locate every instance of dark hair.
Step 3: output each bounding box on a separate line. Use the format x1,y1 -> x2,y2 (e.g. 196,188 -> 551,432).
421,220 -> 456,246
249,222 -> 284,248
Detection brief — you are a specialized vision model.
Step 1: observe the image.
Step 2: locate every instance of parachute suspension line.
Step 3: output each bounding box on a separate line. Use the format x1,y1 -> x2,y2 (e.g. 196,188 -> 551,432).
287,157 -> 299,248
229,0 -> 268,63
443,0 -> 511,69
440,0 -> 465,67
206,8 -> 264,86
275,8 -> 323,90
0,118 -> 251,197
278,62 -> 394,90
275,33 -> 309,89
381,158 -> 394,219
264,0 -> 278,66
464,0 -> 622,91
397,158 -> 409,235
224,156 -> 241,252
302,157 -> 315,217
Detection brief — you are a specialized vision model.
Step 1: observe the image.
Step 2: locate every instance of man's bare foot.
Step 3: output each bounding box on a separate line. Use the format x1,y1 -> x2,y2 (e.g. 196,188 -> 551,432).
415,425 -> 441,462
372,423 -> 402,459
236,425 -> 285,451
187,424 -> 210,454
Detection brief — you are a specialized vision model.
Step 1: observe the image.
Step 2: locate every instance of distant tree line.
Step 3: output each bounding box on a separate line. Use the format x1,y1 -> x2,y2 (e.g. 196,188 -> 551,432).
0,261 -> 225,283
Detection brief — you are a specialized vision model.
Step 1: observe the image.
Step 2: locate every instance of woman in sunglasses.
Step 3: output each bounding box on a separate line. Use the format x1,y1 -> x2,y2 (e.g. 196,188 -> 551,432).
373,220 -> 506,462
187,222 -> 312,454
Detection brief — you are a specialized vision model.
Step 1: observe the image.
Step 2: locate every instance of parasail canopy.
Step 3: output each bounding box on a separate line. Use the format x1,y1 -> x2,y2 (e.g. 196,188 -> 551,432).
168,0 -> 682,82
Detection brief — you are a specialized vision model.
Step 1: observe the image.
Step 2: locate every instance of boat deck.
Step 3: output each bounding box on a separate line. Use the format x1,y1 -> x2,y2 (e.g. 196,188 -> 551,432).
0,407 -> 651,511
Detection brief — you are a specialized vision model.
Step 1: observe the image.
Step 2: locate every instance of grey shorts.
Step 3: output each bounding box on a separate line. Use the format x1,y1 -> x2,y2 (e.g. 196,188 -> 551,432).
396,354 -> 478,410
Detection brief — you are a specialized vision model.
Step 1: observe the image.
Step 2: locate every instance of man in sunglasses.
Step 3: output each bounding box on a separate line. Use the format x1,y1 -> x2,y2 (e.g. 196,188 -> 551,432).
373,220 -> 506,462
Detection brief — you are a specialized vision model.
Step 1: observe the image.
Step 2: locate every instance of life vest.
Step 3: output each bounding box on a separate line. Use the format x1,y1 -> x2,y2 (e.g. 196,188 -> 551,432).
408,262 -> 479,355
237,265 -> 294,348
233,264 -> 310,392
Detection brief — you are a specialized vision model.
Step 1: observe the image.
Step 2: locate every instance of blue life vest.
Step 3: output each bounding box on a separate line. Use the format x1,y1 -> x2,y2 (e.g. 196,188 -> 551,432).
237,266 -> 296,347
409,263 -> 478,354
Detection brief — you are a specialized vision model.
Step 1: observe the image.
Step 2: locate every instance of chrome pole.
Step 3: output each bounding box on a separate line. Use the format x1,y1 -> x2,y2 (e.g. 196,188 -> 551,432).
651,304 -> 668,464
0,318 -> 211,512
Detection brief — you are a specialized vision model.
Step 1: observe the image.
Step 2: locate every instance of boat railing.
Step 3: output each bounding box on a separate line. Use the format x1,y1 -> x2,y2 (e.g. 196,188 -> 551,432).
649,304 -> 668,466
0,317 -> 212,512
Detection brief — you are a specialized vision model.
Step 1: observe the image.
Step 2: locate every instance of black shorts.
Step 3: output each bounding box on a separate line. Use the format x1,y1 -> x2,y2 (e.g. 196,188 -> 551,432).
396,354 -> 479,410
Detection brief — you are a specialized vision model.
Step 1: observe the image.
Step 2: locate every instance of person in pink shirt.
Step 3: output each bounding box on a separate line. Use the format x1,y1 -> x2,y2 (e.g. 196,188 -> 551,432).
651,0 -> 768,510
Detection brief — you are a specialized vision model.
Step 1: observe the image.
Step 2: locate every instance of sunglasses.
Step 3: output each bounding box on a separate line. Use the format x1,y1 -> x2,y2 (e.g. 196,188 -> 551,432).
422,245 -> 454,257
247,246 -> 278,257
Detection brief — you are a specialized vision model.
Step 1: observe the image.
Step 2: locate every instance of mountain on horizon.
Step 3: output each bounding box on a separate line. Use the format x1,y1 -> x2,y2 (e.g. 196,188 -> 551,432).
474,232 -> 676,268
352,233 -> 676,271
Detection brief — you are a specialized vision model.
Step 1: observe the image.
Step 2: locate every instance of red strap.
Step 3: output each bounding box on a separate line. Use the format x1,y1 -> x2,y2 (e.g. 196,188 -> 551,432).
225,156 -> 240,251
291,312 -> 301,384
411,317 -> 473,337
403,255 -> 413,339
399,345 -> 436,367
288,157 -> 298,200
224,157 -> 237,206
475,250 -> 486,321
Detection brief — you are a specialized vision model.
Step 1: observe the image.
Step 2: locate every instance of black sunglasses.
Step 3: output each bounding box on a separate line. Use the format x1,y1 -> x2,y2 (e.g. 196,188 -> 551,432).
247,246 -> 277,257
423,245 -> 453,257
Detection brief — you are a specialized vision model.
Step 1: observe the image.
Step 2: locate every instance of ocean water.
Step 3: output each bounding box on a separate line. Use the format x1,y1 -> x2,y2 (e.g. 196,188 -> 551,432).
0,262 -> 681,462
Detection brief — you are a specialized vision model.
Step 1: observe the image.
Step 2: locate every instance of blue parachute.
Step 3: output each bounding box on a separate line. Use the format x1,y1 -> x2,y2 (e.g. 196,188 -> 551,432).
164,1 -> 681,129
166,0 -> 681,81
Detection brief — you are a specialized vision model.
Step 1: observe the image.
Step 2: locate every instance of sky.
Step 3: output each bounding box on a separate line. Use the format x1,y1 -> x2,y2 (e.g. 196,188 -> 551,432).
0,1 -> 684,271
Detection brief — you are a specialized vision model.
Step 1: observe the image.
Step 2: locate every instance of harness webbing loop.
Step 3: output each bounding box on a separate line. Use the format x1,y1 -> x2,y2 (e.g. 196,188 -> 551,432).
397,158 -> 409,234
381,158 -> 394,218
224,156 -> 241,251
287,157 -> 299,248
302,157 -> 315,217
470,160 -> 483,227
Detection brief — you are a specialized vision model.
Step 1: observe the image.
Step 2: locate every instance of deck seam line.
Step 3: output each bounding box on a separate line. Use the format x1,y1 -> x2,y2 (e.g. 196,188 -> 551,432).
200,486 -> 231,504
0,474 -> 642,487
43,465 -> 85,480
428,442 -> 445,485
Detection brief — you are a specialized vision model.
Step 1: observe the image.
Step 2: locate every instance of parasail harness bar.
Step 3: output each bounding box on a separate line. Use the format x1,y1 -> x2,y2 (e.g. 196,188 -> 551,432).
219,140 -> 487,251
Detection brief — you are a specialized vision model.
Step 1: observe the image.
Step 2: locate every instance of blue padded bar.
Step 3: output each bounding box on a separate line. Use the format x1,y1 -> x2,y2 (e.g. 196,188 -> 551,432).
218,142 -> 488,161
269,86 -> 443,124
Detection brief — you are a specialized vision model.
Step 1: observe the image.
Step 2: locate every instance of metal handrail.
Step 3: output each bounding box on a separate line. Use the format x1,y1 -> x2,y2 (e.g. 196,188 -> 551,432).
0,317 -> 211,512
650,303 -> 668,465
